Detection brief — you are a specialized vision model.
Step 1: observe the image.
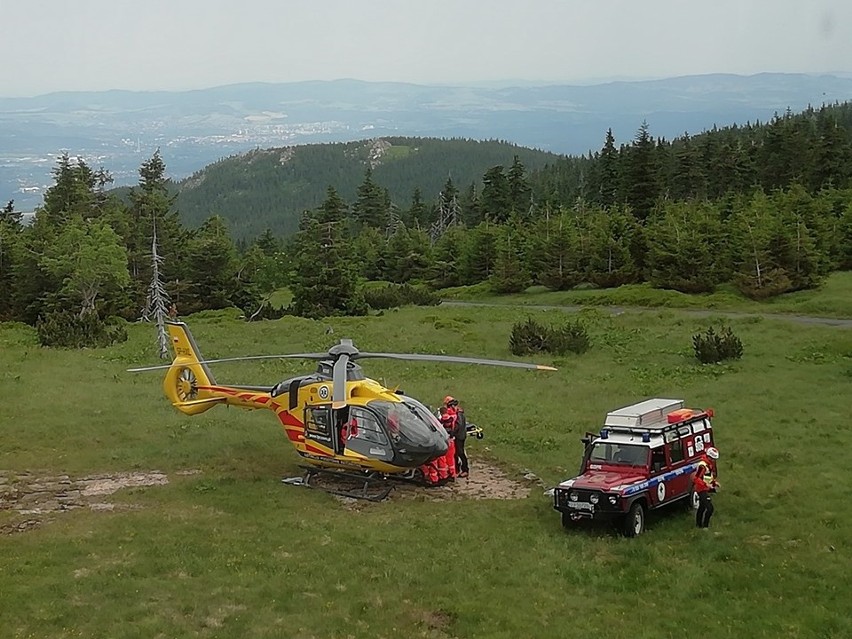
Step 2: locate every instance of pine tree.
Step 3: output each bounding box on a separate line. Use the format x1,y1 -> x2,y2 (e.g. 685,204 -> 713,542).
353,168 -> 388,229
289,188 -> 366,318
0,203 -> 22,320
646,201 -> 725,293
624,121 -> 659,221
584,206 -> 639,288
670,134 -> 706,200
507,156 -> 532,217
534,209 -> 580,290
491,227 -> 528,293
481,166 -> 512,223
597,128 -> 620,207
182,216 -> 240,312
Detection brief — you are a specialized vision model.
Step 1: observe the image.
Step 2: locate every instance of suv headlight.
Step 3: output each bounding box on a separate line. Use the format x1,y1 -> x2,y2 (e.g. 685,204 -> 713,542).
608,495 -> 618,505
589,494 -> 600,504
569,492 -> 578,502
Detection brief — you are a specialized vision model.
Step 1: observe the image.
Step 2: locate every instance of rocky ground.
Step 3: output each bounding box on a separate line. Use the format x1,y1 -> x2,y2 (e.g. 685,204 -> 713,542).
0,469 -> 184,534
1,460 -> 545,533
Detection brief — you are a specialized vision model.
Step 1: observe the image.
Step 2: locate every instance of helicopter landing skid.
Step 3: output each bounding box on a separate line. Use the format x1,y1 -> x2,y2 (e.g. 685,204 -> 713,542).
283,466 -> 394,502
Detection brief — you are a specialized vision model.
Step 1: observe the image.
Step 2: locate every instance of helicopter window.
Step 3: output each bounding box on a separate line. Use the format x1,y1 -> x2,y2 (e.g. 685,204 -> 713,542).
348,408 -> 388,446
305,407 -> 332,436
369,398 -> 442,448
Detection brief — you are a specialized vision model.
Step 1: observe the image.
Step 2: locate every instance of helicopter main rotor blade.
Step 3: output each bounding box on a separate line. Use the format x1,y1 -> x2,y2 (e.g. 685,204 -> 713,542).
332,353 -> 350,409
356,352 -> 557,371
127,352 -> 330,373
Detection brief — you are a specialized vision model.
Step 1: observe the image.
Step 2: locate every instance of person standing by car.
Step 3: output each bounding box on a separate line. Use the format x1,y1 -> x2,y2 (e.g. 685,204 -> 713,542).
694,447 -> 720,528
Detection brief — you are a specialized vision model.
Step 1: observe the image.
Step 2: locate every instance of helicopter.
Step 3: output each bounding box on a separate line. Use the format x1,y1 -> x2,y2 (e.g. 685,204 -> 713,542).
129,321 -> 556,499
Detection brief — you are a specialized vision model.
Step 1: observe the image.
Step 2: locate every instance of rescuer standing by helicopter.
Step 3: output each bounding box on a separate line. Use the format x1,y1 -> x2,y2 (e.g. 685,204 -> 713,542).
444,396 -> 469,478
438,406 -> 458,482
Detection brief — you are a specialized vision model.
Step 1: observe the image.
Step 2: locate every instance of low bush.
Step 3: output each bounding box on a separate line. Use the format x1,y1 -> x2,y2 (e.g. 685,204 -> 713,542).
509,317 -> 590,356
364,283 -> 441,310
36,311 -> 128,348
692,325 -> 744,363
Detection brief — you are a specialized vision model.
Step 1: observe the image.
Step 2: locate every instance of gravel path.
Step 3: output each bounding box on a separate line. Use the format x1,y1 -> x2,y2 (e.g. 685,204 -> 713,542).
439,300 -> 852,328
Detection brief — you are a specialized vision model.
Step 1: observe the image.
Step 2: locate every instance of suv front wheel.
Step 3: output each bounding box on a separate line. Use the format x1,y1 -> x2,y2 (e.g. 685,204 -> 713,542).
623,501 -> 646,537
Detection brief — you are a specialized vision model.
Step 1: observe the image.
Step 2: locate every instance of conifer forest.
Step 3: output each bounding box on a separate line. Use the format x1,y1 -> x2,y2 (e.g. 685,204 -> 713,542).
2,102 -> 852,346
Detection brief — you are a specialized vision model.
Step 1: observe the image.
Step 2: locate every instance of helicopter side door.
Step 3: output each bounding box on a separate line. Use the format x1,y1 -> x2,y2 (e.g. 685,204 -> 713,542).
303,405 -> 338,454
343,407 -> 395,462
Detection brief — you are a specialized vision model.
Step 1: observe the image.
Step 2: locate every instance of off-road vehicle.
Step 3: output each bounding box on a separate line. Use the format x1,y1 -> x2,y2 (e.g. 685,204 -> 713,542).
553,398 -> 716,537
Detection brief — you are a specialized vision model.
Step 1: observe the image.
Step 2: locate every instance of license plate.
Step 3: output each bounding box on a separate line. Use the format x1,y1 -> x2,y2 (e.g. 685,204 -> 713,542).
567,501 -> 593,512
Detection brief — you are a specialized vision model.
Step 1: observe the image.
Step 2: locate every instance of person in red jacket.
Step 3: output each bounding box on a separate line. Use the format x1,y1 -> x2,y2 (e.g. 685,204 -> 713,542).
693,447 -> 720,528
438,405 -> 457,482
444,396 -> 469,477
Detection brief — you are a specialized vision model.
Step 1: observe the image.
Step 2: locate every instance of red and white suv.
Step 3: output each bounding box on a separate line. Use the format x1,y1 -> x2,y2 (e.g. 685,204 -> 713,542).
553,398 -> 716,537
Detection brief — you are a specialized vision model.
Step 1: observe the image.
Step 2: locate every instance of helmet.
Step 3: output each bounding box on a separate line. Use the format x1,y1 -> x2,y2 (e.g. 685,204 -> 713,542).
706,447 -> 719,460
443,395 -> 456,406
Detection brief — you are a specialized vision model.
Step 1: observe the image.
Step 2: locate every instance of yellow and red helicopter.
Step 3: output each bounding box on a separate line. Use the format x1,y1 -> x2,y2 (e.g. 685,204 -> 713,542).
130,321 -> 556,499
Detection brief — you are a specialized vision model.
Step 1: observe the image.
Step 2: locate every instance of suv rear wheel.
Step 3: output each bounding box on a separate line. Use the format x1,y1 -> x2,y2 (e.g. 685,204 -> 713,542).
623,501 -> 645,537
689,489 -> 700,510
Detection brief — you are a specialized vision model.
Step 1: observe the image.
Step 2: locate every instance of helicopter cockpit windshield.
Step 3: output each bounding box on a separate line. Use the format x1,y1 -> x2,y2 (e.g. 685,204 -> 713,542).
369,397 -> 442,449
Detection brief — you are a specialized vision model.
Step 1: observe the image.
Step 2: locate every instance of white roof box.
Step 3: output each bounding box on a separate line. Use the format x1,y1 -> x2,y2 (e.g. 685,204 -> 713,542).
604,398 -> 685,430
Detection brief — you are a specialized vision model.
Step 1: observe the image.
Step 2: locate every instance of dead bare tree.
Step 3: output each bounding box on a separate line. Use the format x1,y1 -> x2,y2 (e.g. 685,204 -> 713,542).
140,223 -> 171,358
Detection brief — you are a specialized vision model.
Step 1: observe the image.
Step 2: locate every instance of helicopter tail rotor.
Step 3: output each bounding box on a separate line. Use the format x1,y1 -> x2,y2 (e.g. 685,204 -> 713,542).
162,322 -> 224,415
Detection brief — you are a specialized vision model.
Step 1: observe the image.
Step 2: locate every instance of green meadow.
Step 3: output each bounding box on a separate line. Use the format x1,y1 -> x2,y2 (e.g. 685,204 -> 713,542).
2,286 -> 851,638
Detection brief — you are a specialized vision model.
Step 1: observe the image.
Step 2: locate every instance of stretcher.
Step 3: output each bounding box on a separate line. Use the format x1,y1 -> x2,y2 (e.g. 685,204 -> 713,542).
466,423 -> 484,439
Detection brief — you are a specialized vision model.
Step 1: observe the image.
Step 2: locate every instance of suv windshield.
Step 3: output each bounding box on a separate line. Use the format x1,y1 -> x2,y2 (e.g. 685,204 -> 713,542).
589,442 -> 649,467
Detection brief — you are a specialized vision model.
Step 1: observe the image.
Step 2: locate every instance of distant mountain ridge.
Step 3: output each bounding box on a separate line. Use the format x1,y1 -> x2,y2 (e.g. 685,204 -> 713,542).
2,72 -> 851,212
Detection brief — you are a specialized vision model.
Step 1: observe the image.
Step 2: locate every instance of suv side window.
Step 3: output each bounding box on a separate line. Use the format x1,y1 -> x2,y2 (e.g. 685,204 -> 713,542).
651,447 -> 666,474
668,438 -> 684,464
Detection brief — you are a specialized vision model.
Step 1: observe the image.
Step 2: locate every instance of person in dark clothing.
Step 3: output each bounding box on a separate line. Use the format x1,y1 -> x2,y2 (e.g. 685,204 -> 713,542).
444,396 -> 469,477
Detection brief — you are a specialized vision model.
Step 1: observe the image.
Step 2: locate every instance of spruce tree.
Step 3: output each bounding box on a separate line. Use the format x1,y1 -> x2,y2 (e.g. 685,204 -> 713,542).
624,121 -> 659,221
289,187 -> 366,318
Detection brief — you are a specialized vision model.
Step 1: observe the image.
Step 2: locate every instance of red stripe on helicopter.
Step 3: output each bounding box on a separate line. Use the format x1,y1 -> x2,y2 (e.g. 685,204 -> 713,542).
279,412 -> 303,428
282,426 -> 304,443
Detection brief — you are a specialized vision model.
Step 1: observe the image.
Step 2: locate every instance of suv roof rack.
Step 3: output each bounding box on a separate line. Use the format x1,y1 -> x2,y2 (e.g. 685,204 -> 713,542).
604,398 -> 684,430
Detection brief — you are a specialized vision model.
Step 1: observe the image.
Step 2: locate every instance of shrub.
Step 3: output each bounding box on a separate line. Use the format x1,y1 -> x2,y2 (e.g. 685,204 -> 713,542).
36,311 -> 128,348
364,283 -> 440,310
692,325 -> 744,363
509,317 -> 550,355
510,317 -> 590,356
548,320 -> 591,355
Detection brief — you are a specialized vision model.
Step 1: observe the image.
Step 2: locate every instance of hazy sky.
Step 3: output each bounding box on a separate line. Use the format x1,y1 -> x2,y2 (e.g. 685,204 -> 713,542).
3,0 -> 851,97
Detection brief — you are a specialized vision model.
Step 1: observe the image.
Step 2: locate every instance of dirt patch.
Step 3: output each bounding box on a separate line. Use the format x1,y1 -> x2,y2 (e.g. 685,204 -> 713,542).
393,460 -> 537,502
0,470 -> 176,534
319,458 -> 540,508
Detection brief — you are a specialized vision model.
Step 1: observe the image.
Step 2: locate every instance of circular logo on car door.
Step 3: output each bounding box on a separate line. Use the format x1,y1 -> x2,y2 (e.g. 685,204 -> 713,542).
657,482 -> 666,502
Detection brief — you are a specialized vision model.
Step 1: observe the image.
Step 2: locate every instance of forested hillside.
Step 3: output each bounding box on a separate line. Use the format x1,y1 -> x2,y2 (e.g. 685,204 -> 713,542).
2,102 -> 852,345
173,137 -> 561,240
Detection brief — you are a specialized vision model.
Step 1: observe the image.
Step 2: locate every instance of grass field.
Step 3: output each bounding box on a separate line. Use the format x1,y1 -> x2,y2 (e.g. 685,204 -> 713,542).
1,300 -> 851,638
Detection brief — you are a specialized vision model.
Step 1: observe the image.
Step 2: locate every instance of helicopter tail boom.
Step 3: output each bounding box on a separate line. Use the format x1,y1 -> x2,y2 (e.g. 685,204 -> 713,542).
163,321 -> 220,415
